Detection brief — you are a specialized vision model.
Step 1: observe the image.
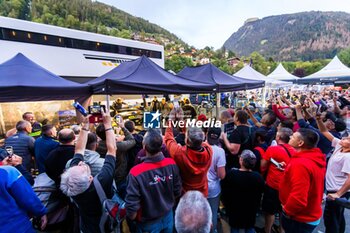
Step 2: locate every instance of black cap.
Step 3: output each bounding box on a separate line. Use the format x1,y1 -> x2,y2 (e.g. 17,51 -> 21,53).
207,127 -> 221,145
325,112 -> 347,132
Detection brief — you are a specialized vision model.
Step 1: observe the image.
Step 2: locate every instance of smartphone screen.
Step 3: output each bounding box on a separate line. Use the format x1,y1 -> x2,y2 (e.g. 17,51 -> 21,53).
89,105 -> 106,114
173,99 -> 180,109
115,115 -> 122,125
224,122 -> 235,134
5,146 -> 13,158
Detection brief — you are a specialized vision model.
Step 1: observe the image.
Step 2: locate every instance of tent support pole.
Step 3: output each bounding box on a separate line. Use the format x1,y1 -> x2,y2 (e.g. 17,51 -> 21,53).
106,95 -> 111,112
262,86 -> 267,108
0,104 -> 5,136
216,92 -> 220,119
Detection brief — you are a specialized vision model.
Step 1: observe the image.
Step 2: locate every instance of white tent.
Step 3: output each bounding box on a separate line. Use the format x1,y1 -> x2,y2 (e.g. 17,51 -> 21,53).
297,56 -> 350,84
234,65 -> 291,87
268,63 -> 299,81
234,65 -> 292,107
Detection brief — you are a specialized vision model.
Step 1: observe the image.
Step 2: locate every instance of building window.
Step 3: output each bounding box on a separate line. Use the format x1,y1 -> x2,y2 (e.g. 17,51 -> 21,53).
0,27 -> 162,59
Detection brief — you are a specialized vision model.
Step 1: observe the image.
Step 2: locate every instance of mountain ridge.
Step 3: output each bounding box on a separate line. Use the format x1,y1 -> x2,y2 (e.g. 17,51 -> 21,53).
223,11 -> 350,61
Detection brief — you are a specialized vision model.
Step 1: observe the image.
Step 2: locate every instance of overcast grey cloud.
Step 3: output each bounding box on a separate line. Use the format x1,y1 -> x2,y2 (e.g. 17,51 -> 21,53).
100,0 -> 350,49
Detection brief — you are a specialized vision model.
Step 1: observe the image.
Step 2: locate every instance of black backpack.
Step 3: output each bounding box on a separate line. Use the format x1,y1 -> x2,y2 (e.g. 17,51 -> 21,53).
93,176 -> 127,233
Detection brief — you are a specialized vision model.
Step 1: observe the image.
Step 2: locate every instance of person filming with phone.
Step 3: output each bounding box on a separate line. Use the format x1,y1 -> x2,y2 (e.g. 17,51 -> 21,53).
260,127 -> 295,233
4,120 -> 35,173
0,155 -> 47,232
96,113 -> 136,199
60,108 -> 117,233
316,114 -> 350,233
1,151 -> 34,185
164,107 -> 212,197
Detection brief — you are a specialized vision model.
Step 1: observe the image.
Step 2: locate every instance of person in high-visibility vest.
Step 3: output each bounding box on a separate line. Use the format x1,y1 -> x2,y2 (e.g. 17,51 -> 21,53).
22,112 -> 42,139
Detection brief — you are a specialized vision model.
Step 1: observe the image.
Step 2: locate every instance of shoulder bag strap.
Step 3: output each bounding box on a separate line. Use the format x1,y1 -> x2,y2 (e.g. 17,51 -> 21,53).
279,144 -> 292,158
93,175 -> 107,204
93,176 -> 108,233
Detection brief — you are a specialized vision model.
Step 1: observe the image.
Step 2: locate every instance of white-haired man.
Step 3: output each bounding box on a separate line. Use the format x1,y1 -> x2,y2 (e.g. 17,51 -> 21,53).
60,110 -> 116,233
175,190 -> 212,233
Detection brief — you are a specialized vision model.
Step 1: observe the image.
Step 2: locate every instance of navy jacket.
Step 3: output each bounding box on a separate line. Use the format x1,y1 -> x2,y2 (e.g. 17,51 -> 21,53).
34,135 -> 59,174
5,132 -> 35,171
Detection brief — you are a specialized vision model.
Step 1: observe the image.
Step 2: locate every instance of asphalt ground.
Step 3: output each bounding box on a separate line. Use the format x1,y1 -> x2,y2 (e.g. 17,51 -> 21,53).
217,204 -> 350,233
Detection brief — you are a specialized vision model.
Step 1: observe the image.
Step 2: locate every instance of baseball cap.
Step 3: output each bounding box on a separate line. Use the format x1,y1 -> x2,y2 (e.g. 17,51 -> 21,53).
207,127 -> 221,145
325,112 -> 346,132
197,114 -> 207,122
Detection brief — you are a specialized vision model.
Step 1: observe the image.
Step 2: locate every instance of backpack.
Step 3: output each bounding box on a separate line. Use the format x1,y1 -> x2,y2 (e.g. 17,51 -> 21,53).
93,176 -> 127,233
32,173 -> 72,231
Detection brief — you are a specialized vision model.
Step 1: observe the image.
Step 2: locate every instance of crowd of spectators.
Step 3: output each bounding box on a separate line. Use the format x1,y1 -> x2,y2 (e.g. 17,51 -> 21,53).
0,86 -> 350,233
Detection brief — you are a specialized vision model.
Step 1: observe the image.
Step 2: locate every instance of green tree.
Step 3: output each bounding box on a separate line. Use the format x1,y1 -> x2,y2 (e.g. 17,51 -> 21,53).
118,29 -> 132,39
212,58 -> 234,74
338,47 -> 350,67
250,52 -> 270,75
165,55 -> 194,73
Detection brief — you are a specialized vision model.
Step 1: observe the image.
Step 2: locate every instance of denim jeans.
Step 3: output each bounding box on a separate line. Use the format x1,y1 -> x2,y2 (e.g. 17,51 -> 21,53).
324,192 -> 350,233
116,180 -> 127,200
281,213 -> 316,233
208,195 -> 220,233
136,211 -> 173,233
230,227 -> 255,233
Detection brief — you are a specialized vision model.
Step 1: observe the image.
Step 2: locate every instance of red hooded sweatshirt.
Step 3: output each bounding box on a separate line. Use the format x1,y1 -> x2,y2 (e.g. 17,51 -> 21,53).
165,125 -> 212,197
279,148 -> 326,223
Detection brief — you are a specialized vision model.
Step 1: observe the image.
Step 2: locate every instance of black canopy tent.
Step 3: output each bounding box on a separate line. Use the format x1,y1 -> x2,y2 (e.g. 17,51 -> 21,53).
0,53 -> 91,102
87,55 -> 215,94
177,63 -> 265,92
178,63 -> 265,118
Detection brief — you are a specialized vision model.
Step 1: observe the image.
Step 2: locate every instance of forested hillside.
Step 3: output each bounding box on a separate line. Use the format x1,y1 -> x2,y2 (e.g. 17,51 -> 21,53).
0,0 -> 184,43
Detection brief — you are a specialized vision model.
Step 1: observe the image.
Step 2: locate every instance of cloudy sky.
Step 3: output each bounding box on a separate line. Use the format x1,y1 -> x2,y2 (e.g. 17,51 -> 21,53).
100,0 -> 350,49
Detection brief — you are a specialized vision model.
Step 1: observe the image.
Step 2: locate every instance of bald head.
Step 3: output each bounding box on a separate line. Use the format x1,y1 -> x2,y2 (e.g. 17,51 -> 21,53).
58,129 -> 75,145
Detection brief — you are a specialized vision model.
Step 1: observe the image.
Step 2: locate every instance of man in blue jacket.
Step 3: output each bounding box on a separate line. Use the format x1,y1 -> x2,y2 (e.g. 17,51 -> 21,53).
0,165 -> 47,233
5,120 -> 35,171
34,124 -> 59,174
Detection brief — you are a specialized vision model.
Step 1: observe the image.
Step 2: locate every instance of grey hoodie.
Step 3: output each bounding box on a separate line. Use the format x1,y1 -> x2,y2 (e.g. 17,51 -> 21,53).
65,150 -> 104,177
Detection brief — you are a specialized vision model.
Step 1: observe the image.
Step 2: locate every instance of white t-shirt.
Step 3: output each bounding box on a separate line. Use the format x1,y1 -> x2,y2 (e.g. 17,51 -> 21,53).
207,145 -> 226,198
325,138 -> 350,192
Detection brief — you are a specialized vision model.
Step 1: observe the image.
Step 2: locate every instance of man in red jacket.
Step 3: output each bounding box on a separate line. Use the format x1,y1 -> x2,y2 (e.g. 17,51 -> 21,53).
279,128 -> 326,233
164,109 -> 212,197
